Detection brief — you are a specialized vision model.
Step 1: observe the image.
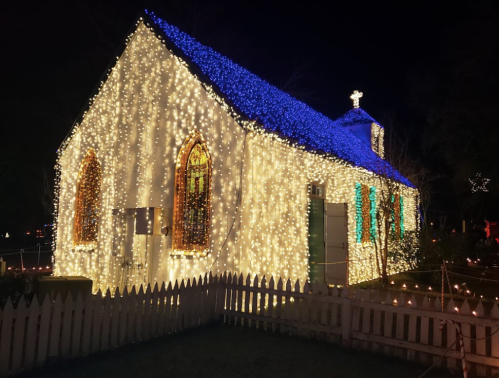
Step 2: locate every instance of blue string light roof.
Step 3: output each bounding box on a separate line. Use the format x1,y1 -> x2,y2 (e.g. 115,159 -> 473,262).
335,108 -> 380,128
146,11 -> 413,188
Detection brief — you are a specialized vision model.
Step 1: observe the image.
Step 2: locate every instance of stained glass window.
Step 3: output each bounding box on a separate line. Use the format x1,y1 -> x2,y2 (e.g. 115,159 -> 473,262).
74,149 -> 101,245
173,133 -> 211,253
391,193 -> 404,239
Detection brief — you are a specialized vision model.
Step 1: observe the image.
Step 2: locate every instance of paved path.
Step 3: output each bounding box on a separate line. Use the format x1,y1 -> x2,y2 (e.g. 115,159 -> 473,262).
22,324 -> 453,378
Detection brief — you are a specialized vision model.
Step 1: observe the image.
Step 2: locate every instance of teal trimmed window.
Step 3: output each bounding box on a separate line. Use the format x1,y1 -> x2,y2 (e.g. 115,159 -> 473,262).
355,183 -> 363,243
400,196 -> 405,238
356,183 -> 377,243
369,187 -> 377,241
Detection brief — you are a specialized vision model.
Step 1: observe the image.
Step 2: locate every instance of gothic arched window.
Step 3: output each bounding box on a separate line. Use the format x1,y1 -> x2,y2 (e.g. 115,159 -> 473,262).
173,132 -> 212,254
74,149 -> 102,245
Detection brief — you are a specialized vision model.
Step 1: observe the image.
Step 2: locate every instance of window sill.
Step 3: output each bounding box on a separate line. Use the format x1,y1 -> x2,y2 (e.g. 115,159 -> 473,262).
170,250 -> 208,258
72,247 -> 95,254
73,242 -> 97,253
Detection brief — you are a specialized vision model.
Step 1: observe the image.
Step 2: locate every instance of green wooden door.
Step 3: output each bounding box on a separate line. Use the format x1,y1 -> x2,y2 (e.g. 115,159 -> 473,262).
308,198 -> 325,284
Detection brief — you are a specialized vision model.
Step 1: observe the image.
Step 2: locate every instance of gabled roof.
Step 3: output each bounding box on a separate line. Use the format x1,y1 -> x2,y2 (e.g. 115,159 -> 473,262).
145,11 -> 413,188
335,108 -> 380,128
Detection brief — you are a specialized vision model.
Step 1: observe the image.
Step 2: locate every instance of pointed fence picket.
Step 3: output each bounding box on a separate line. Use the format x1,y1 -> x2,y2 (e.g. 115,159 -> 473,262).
135,286 -> 144,342
37,295 -> 51,365
2,272 -> 499,378
80,292 -> 93,357
101,289 -> 112,351
91,291 -> 102,354
71,293 -> 84,358
49,294 -> 63,358
109,288 -> 121,350
11,297 -> 27,373
419,295 -> 430,365
24,296 -> 40,370
60,293 -> 74,358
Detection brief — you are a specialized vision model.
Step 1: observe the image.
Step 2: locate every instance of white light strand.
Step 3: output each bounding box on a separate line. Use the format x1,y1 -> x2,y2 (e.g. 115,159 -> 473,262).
54,22 -> 418,292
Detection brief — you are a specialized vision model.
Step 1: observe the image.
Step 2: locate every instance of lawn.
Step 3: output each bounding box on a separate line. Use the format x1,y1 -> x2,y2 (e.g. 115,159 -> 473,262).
354,264 -> 499,314
21,323 -> 453,378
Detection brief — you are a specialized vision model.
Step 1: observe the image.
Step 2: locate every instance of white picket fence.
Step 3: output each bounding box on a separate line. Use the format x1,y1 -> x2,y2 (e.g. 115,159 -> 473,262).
222,272 -> 499,378
0,274 -> 222,377
2,272 -> 499,377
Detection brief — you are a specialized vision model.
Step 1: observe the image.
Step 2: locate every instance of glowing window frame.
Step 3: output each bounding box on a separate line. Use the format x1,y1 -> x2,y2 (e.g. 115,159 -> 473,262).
356,182 -> 377,244
172,132 -> 212,255
74,148 -> 102,246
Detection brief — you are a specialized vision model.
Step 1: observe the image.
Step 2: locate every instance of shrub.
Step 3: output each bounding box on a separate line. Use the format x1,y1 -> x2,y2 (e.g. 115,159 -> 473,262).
0,273 -> 41,308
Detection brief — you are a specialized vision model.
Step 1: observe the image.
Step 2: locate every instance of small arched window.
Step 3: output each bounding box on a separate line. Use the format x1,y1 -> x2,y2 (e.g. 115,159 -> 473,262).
173,132 -> 212,254
74,149 -> 102,245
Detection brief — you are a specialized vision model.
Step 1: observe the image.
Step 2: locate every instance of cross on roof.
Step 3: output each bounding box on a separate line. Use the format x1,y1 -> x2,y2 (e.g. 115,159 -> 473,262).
350,90 -> 363,109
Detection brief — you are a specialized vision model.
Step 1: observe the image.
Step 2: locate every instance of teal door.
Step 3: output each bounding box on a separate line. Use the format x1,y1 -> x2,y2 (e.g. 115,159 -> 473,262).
308,198 -> 325,284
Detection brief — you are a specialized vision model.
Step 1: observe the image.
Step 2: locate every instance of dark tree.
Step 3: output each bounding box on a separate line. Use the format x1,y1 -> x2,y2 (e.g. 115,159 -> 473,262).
410,2 -> 499,224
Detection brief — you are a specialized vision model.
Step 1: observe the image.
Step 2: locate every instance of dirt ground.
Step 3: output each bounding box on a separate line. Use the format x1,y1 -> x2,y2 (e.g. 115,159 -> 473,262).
20,323 -> 454,378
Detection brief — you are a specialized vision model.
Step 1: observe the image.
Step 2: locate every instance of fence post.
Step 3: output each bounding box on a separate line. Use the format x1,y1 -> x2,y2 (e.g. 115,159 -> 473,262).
341,287 -> 352,348
491,303 -> 499,377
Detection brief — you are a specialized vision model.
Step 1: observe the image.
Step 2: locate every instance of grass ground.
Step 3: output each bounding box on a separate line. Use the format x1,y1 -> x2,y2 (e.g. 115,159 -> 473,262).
354,265 -> 499,312
20,323 -> 453,378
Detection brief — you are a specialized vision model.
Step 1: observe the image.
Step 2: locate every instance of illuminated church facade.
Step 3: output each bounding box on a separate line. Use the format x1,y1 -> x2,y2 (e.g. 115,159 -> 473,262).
54,12 -> 419,292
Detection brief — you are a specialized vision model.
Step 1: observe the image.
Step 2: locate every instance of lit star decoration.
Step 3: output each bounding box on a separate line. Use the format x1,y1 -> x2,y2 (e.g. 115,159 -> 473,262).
469,173 -> 490,193
350,90 -> 363,109
52,13 -> 418,291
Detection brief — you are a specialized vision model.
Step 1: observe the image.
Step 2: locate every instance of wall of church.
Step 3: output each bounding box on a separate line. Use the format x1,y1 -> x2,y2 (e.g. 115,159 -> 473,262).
55,21 -> 246,290
54,21 -> 419,292
237,133 -> 418,285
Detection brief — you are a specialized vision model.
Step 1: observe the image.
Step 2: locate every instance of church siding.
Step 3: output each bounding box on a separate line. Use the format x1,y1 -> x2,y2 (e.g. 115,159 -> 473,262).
54,22 -> 418,292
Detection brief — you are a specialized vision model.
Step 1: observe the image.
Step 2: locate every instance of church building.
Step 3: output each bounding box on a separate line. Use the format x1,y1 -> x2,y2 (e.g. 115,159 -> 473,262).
53,12 -> 419,292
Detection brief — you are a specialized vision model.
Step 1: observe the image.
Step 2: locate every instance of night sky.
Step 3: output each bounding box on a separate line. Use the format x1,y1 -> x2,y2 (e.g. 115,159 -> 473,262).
1,1 -> 497,236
